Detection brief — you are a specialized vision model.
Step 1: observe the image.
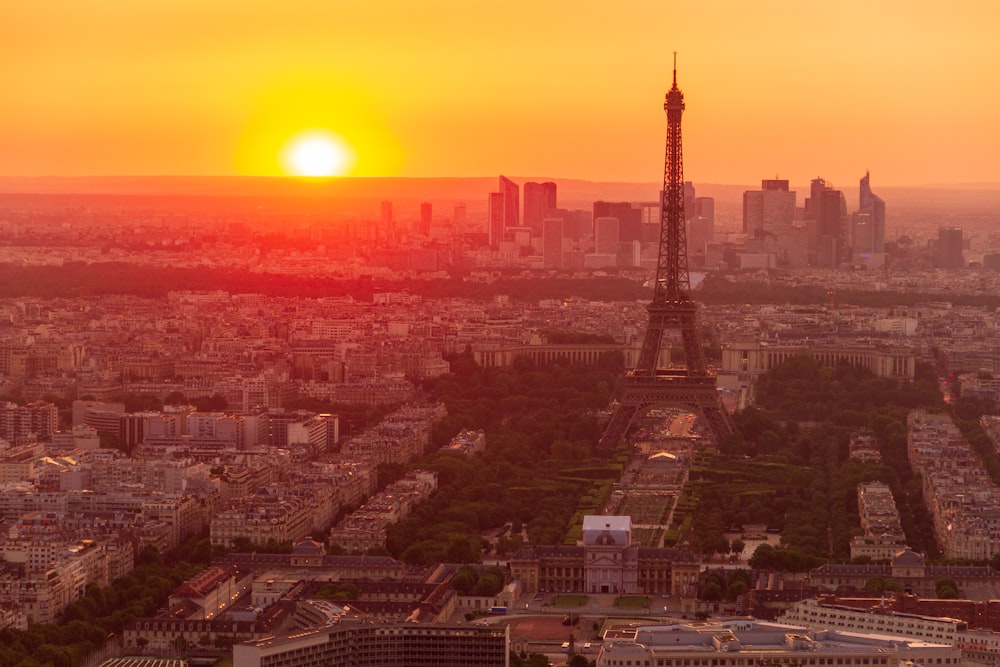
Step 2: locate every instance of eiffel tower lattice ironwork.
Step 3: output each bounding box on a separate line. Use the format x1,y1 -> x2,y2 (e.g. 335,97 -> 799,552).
598,62 -> 734,450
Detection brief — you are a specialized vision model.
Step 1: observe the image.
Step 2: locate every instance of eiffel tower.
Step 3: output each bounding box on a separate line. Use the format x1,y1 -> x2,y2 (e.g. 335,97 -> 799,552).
598,61 -> 734,450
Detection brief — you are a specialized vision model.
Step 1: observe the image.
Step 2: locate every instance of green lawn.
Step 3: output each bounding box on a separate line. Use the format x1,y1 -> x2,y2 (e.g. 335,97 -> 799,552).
551,594 -> 589,607
613,595 -> 650,609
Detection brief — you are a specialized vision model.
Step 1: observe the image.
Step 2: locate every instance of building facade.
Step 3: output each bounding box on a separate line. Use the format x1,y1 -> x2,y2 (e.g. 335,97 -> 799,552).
233,622 -> 509,667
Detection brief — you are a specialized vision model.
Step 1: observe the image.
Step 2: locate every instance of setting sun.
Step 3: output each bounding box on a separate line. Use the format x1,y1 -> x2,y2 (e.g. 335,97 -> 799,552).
282,131 -> 353,177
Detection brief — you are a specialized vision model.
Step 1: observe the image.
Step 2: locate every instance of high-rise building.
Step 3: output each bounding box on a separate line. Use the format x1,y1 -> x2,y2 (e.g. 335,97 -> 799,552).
542,217 -> 564,269
805,178 -> 847,266
418,202 -> 432,236
693,196 -> 714,223
617,240 -> 641,268
498,175 -> 518,229
593,201 -> 642,243
487,176 -> 518,247
689,196 -> 715,257
379,200 -> 394,242
523,181 -> 556,235
856,171 -> 886,253
742,179 -> 795,236
487,193 -> 504,248
938,226 -> 964,269
595,217 -> 620,255
452,204 -> 466,230
683,181 -> 696,221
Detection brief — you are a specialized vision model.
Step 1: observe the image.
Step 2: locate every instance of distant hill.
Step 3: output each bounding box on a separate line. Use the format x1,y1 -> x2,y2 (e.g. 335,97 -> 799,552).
1,176 -> 998,224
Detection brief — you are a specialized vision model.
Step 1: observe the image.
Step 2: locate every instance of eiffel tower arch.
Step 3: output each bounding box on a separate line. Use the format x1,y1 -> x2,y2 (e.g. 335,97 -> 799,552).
598,61 -> 734,451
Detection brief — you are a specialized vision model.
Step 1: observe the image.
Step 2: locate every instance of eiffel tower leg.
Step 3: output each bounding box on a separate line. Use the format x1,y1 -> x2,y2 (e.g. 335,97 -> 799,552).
599,402 -> 640,451
699,399 -> 735,442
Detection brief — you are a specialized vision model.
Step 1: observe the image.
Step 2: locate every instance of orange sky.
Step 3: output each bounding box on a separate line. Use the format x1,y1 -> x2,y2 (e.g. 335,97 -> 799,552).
2,1 -> 998,186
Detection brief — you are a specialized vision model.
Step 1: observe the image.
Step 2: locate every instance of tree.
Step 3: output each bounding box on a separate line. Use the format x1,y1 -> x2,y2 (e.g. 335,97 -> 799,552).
137,544 -> 163,567
935,577 -> 959,599
701,580 -> 723,601
524,654 -> 550,667
475,567 -> 506,597
450,566 -> 479,594
164,391 -> 187,406
191,393 -> 228,412
730,539 -> 746,558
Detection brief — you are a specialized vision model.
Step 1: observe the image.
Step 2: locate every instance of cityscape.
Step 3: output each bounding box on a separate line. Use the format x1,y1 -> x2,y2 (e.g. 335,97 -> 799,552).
4,2 -> 1000,667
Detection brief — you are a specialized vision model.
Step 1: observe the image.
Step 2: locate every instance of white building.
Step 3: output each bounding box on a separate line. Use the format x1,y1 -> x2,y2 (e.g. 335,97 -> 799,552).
598,619 -> 961,667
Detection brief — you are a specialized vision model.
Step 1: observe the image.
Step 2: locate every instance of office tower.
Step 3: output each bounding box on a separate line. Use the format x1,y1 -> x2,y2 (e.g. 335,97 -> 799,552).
550,208 -> 591,241
684,181 -> 696,221
487,175 -> 518,248
379,200 -> 394,243
937,226 -> 964,269
595,217 -> 620,255
617,240 -> 641,268
804,178 -> 847,266
593,201 -> 642,243
693,196 -> 714,223
419,202 -> 432,235
742,179 -> 795,235
852,214 -> 876,254
452,204 -> 466,230
499,175 -> 518,228
542,218 -> 564,269
857,171 -> 885,253
523,181 -> 557,235
599,63 -> 733,450
487,193 -> 504,247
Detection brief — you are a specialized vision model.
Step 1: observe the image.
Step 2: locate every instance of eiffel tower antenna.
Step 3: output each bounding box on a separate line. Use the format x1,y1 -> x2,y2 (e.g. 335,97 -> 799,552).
598,62 -> 734,450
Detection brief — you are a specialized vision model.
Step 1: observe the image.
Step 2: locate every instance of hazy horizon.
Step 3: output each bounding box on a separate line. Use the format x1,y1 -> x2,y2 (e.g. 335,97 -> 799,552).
4,2 -> 998,186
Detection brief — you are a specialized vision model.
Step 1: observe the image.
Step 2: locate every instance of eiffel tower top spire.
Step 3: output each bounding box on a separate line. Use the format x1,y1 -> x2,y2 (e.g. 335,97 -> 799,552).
655,55 -> 690,303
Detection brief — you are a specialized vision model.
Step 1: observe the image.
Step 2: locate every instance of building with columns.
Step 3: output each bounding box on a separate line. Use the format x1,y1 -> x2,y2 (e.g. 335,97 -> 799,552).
510,515 -> 699,596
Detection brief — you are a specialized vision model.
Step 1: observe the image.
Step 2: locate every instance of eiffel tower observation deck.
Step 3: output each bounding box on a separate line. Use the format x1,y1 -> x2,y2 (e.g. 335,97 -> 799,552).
598,60 -> 734,451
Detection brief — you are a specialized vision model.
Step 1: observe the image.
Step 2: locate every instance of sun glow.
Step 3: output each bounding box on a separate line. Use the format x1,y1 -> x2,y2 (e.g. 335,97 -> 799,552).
281,131 -> 354,177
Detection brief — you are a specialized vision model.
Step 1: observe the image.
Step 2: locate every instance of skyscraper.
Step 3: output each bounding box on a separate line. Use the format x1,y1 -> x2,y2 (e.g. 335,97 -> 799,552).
487,193 -> 504,248
856,171 -> 886,253
683,181 -> 696,221
453,204 -> 466,230
937,226 -> 964,269
380,200 -> 394,243
542,218 -> 564,269
689,196 -> 715,260
419,202 -> 432,236
593,201 -> 642,243
805,178 -> 847,267
595,217 -> 620,255
523,181 -> 557,235
498,175 -> 518,229
488,176 -> 519,248
742,179 -> 795,236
